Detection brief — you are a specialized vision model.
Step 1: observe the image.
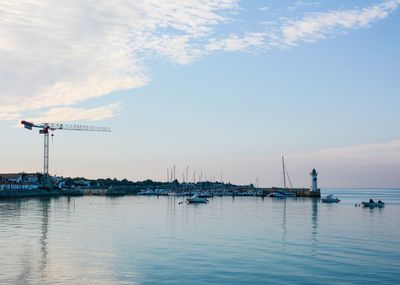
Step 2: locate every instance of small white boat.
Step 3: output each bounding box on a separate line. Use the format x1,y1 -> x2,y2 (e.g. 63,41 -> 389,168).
186,194 -> 208,204
362,200 -> 384,208
321,194 -> 340,203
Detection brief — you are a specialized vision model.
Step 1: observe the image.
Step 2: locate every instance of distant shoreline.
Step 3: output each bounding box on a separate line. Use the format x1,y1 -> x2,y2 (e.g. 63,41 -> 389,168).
0,187 -> 322,199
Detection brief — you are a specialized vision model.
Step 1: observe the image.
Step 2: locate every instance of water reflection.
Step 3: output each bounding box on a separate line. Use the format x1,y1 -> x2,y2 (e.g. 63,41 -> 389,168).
2,192 -> 399,285
281,199 -> 287,249
15,248 -> 33,284
0,199 -> 23,221
39,198 -> 50,278
311,198 -> 318,235
167,196 -> 177,234
311,198 -> 319,255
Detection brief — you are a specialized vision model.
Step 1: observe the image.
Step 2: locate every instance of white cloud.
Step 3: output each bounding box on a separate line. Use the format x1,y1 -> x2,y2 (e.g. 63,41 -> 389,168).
287,1 -> 321,12
0,0 -> 399,123
0,0 -> 239,121
281,0 -> 400,45
309,139 -> 400,163
27,103 -> 120,123
139,34 -> 204,65
206,32 -> 266,52
0,112 -> 20,121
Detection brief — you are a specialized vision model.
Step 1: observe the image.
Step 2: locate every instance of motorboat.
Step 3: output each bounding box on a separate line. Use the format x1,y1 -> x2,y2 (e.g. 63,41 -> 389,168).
362,199 -> 384,208
321,194 -> 340,203
186,194 -> 208,204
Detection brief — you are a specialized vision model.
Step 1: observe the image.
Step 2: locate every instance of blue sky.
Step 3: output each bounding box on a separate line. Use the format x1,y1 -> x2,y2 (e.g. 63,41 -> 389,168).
0,0 -> 399,187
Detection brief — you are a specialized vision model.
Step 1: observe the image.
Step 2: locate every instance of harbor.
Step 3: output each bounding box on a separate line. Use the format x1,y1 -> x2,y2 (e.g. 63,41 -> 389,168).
0,169 -> 320,199
1,150 -> 321,199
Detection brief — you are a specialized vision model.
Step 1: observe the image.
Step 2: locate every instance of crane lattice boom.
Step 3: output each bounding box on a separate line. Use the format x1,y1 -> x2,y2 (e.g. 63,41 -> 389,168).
21,120 -> 111,132
47,123 -> 111,132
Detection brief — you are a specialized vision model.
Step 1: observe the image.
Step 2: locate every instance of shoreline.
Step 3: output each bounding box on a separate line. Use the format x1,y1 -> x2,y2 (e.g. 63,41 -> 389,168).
0,187 -> 321,199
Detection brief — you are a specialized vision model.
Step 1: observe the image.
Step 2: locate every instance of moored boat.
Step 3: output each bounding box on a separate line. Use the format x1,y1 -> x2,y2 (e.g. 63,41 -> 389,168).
321,194 -> 340,203
269,157 -> 297,198
362,199 -> 384,208
186,194 -> 208,204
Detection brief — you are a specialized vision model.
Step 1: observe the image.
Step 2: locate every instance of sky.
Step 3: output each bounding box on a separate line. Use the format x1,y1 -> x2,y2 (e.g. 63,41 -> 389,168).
0,0 -> 399,188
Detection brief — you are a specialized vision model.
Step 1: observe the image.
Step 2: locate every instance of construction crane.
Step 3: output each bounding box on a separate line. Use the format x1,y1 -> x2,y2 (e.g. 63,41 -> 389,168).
21,120 -> 111,184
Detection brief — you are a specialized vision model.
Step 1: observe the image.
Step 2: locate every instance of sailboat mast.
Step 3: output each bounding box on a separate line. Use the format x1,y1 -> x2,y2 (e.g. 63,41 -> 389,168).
282,156 -> 286,189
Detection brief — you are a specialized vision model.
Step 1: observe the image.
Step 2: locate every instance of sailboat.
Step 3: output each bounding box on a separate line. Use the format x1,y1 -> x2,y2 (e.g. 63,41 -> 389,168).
269,156 -> 296,198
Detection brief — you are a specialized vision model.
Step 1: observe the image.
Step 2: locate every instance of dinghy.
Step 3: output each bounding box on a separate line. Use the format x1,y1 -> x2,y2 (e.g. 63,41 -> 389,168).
362,199 -> 384,208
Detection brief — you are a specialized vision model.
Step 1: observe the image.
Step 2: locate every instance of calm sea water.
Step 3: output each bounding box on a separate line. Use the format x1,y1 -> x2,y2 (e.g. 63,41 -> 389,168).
1,189 -> 400,284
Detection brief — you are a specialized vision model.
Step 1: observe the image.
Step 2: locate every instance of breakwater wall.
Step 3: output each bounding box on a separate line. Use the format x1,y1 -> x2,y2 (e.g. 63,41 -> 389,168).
261,187 -> 321,198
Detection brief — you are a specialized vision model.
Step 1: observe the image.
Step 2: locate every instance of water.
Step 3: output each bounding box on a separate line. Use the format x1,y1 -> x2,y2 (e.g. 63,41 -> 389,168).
1,189 -> 400,284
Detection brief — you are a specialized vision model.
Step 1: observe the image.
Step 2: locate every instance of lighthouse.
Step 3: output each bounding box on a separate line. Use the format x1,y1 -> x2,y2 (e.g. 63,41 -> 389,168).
310,168 -> 318,192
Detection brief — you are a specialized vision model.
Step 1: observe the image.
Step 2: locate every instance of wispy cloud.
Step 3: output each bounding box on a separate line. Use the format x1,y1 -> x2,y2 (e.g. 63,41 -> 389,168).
27,103 -> 120,123
292,139 -> 400,187
287,1 -> 321,12
206,32 -> 266,52
139,34 -> 204,65
310,139 -> 400,163
281,0 -> 400,45
0,0 -> 238,122
0,0 -> 398,123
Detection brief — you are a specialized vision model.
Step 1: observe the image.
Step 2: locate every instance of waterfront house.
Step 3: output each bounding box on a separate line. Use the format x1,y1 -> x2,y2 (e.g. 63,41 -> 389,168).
0,173 -> 39,183
0,173 -> 23,183
0,173 -> 40,190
